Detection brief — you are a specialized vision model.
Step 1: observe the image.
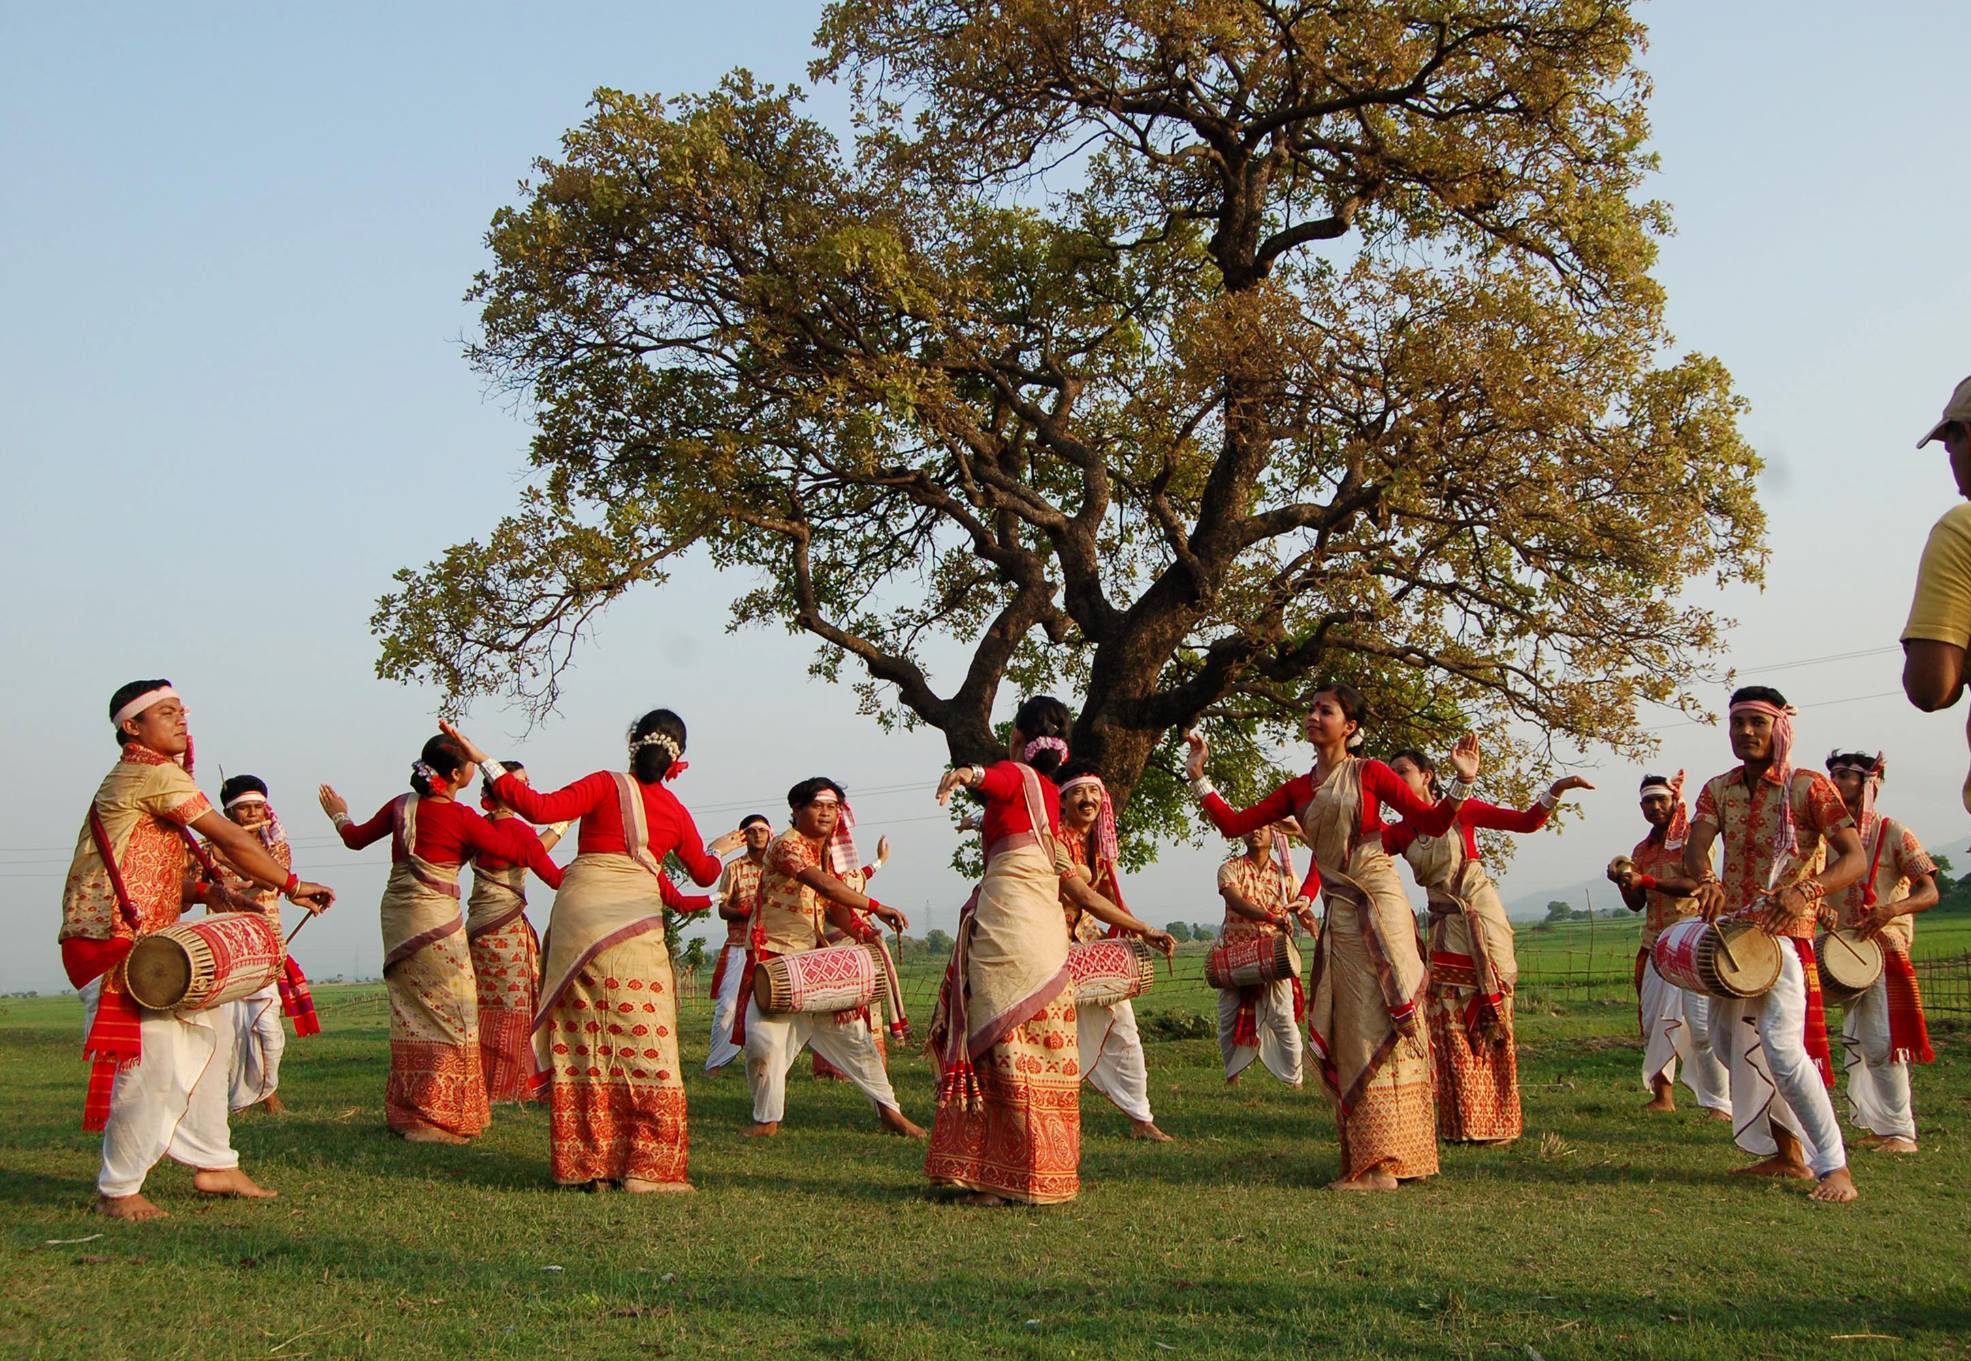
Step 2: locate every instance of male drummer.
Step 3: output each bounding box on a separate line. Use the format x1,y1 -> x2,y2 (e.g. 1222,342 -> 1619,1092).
1213,823 -> 1305,1089
1611,773 -> 1729,1118
59,680 -> 334,1221
705,813 -> 772,1075
1683,685 -> 1865,1202
1824,751 -> 1939,1153
737,778 -> 924,1139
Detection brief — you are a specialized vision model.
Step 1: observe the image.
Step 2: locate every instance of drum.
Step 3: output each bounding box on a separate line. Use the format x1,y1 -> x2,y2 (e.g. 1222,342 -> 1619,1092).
1650,918 -> 1781,1000
1067,939 -> 1157,1008
753,940 -> 880,1015
123,912 -> 285,1013
1815,928 -> 1884,1005
1204,932 -> 1302,990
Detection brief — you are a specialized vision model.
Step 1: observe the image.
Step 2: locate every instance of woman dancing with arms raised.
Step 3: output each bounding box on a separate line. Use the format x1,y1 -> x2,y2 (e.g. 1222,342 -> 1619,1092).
437,712 -> 741,1191
1186,684 -> 1481,1190
924,696 -> 1134,1206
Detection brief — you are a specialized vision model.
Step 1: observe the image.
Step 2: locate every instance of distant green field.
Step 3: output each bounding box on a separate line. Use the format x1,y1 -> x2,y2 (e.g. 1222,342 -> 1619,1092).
1,962 -> 1967,1359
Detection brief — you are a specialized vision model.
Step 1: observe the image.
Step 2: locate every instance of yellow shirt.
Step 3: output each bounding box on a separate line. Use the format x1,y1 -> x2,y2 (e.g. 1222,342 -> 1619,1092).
60,746 -> 212,942
754,830 -> 831,955
1903,502 -> 1971,648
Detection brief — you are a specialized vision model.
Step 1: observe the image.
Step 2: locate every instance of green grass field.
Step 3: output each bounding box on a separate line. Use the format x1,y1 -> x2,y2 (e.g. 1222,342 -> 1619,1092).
2,963 -> 1967,1360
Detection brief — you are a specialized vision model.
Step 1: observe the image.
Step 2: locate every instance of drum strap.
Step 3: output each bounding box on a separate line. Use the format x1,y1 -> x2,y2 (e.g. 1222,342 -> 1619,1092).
73,803 -> 156,1131
1859,817 -> 1888,909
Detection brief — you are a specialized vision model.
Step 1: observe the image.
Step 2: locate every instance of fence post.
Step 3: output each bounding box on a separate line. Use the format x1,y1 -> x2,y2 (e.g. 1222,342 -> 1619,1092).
1584,885 -> 1596,1003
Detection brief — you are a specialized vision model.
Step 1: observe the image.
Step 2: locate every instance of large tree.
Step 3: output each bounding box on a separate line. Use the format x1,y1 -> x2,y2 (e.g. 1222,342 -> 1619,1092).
376,0 -> 1763,852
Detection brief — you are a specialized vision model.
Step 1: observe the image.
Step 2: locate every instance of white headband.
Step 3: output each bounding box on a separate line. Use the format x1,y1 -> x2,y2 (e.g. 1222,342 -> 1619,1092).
112,686 -> 179,727
1638,783 -> 1674,799
809,790 -> 841,806
1058,775 -> 1104,794
223,791 -> 268,810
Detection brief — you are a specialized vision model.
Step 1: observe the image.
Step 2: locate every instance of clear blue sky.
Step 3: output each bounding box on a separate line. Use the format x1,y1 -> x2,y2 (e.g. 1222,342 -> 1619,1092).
4,2 -> 1969,991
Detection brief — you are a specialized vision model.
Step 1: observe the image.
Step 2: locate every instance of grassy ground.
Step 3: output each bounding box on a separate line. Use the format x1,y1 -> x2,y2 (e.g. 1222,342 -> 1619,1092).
2,970 -> 1967,1360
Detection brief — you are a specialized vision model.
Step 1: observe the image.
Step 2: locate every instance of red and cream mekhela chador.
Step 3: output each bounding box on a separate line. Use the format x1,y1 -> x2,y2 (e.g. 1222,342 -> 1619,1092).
466,817 -> 564,1103
60,742 -> 244,1197
1386,795 -> 1553,1144
1213,840 -> 1305,1086
203,796 -> 320,1111
489,768 -> 717,1185
705,853 -> 763,1074
1628,773 -> 1729,1113
1059,785 -> 1155,1126
1692,710 -> 1853,1176
927,762 -> 1081,1204
338,793 -> 539,1139
1831,778 -> 1935,1144
1200,758 -> 1458,1182
737,829 -> 905,1123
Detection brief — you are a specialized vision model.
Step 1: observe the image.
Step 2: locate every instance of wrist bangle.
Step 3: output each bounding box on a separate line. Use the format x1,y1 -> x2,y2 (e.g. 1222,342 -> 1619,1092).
282,873 -> 300,896
1538,789 -> 1559,810
1446,777 -> 1475,801
1636,874 -> 1658,891
331,812 -> 352,830
1188,775 -> 1216,799
479,760 -> 507,789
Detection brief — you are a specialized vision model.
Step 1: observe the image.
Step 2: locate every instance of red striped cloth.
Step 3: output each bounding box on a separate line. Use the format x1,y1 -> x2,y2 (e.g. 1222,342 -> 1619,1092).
278,956 -> 320,1037
1883,949 -> 1934,1065
1791,937 -> 1835,1089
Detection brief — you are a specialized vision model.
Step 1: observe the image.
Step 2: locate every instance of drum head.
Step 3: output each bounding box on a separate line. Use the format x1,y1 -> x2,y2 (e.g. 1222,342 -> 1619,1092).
1819,929 -> 1883,990
752,966 -> 774,1014
124,935 -> 192,1010
1711,921 -> 1782,996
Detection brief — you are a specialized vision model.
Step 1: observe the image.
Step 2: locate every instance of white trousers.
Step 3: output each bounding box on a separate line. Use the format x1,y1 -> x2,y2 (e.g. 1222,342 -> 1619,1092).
704,945 -> 746,1073
1841,976 -> 1917,1141
82,978 -> 239,1197
1638,959 -> 1729,1112
1078,999 -> 1154,1123
228,982 -> 286,1111
1216,981 -> 1303,1086
1710,944 -> 1847,1177
742,998 -> 899,1124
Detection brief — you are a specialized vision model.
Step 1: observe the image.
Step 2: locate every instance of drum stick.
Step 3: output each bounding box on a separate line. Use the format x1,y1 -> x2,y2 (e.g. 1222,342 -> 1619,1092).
285,911 -> 317,948
1714,915 -> 1743,973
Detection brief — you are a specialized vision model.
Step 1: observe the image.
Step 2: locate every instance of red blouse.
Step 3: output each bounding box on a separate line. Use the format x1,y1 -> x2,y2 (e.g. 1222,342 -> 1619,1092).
1383,797 -> 1551,860
975,760 -> 1063,849
491,769 -> 722,887
339,794 -> 541,867
475,817 -> 567,891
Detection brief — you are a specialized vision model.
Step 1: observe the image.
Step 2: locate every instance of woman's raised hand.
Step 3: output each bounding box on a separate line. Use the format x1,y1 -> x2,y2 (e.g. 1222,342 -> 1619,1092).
935,768 -> 972,806
708,828 -> 747,856
317,784 -> 348,821
1449,734 -> 1481,783
1183,730 -> 1208,782
437,719 -> 489,766
1549,775 -> 1596,798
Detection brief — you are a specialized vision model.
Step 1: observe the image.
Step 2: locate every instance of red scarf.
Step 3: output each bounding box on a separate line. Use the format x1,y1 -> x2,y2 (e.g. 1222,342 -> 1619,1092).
1881,949 -> 1934,1065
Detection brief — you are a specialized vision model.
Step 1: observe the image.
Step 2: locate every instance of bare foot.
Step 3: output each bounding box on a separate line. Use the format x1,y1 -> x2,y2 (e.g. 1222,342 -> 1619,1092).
958,1191 -> 1008,1207
746,1122 -> 779,1138
878,1107 -> 927,1139
1811,1167 -> 1859,1202
1642,1094 -> 1676,1112
1871,1137 -> 1918,1155
94,1192 -> 168,1221
1326,1172 -> 1399,1192
623,1178 -> 694,1194
193,1168 -> 278,1199
260,1091 -> 287,1116
401,1127 -> 470,1145
1225,1074 -> 1241,1087
1702,1107 -> 1734,1123
1733,1155 -> 1813,1180
1128,1120 -> 1174,1142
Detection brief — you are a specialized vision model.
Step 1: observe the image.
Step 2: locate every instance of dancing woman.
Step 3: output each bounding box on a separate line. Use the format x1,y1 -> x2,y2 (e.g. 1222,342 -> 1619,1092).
321,734 -> 543,1143
437,713 -> 738,1191
925,696 -> 1126,1206
1384,750 -> 1591,1144
1186,683 -> 1481,1191
468,762 -> 568,1103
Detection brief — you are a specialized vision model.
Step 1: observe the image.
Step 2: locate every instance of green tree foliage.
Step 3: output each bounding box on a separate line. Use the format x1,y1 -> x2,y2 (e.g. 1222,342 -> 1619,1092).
375,1 -> 1764,857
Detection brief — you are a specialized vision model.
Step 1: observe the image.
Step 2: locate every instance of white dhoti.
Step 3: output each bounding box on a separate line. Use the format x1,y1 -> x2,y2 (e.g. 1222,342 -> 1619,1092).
227,982 -> 286,1111
704,945 -> 746,1073
1710,945 -> 1847,1176
82,978 -> 239,1197
742,998 -> 898,1124
1841,977 -> 1917,1142
1078,999 -> 1154,1123
1216,980 -> 1304,1086
1638,959 -> 1729,1112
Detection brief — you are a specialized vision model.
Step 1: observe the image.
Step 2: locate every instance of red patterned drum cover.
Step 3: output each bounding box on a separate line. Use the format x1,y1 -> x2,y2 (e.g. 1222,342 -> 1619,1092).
1204,932 -> 1301,990
124,912 -> 285,1012
754,941 -> 879,1015
1650,918 -> 1780,999
1067,939 -> 1157,1008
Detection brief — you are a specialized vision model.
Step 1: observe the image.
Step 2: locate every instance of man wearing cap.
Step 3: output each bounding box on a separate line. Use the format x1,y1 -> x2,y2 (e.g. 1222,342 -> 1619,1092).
736,778 -> 924,1138
1682,685 -> 1865,1203
59,680 -> 335,1221
704,812 -> 772,1074
1903,375 -> 1971,810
